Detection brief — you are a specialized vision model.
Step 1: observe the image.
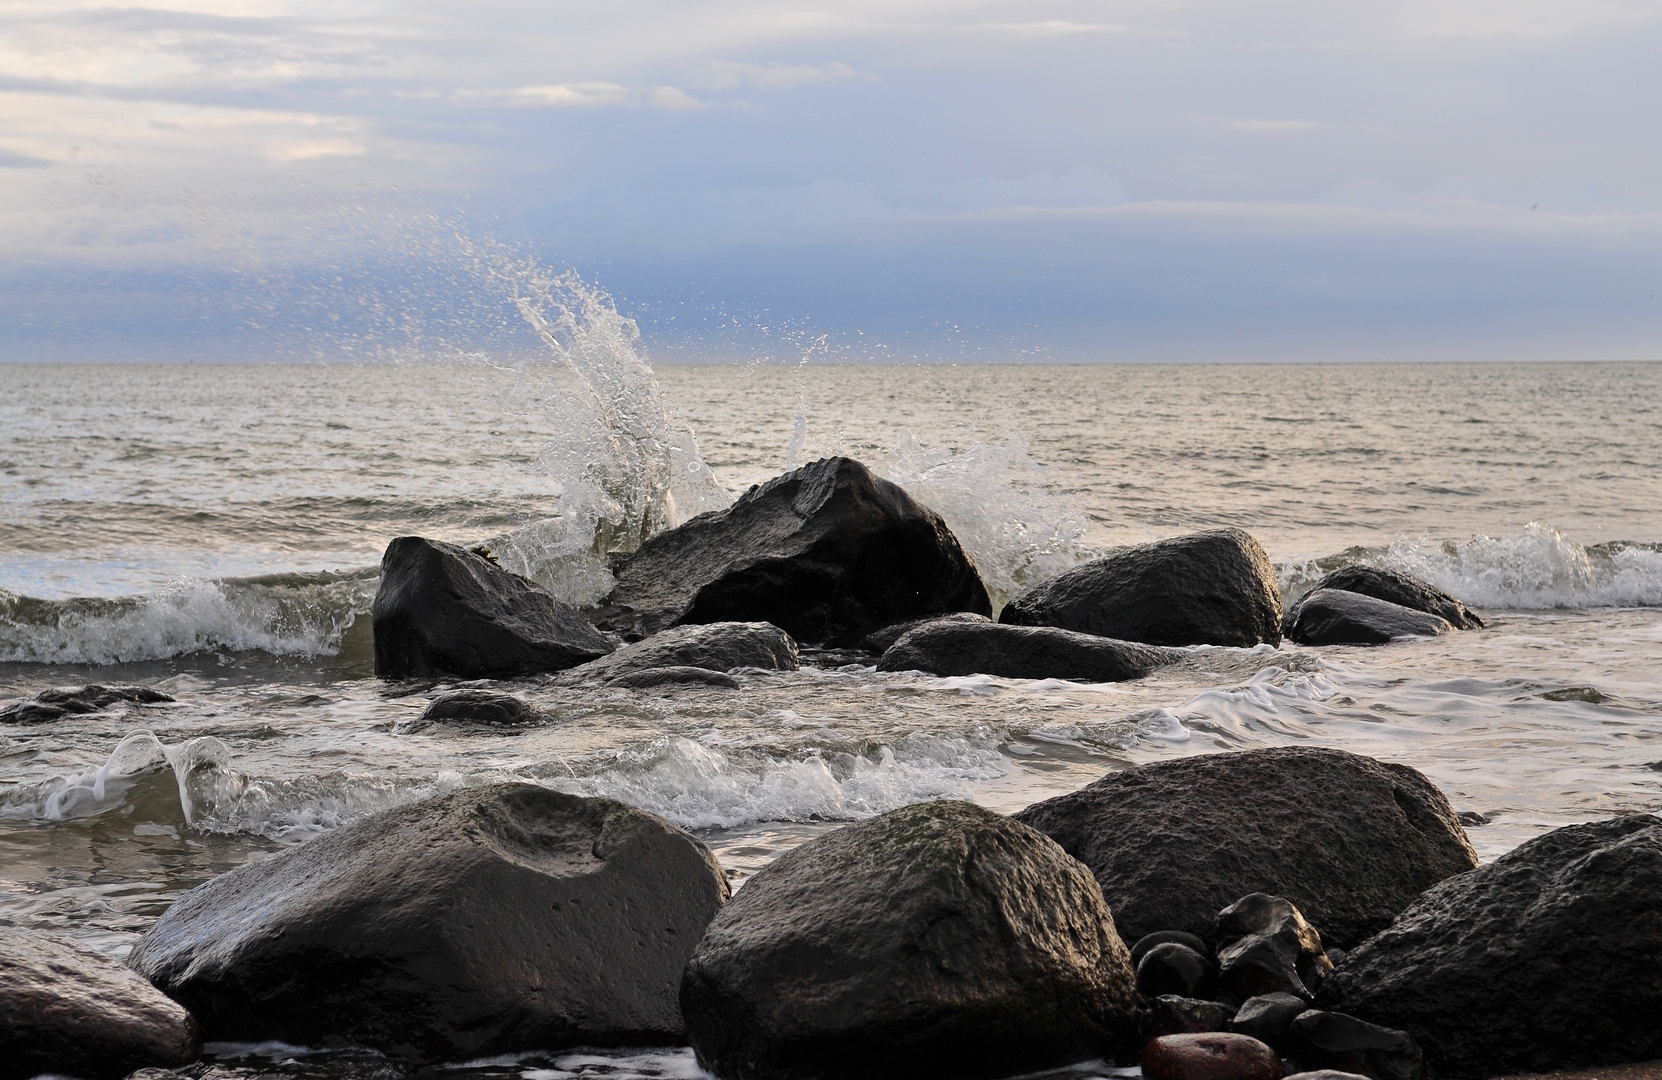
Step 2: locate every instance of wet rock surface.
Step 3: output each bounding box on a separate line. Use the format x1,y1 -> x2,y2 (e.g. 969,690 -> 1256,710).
0,931 -> 200,1080
0,684 -> 172,725
372,537 -> 613,679
860,611 -> 991,654
1132,931 -> 1212,966
876,620 -> 1182,682
600,456 -> 991,646
1231,993 -> 1314,1053
1318,814 -> 1662,1078
1000,529 -> 1283,647
1142,1032 -> 1285,1080
679,800 -> 1140,1080
1289,1010 -> 1424,1080
1013,747 -> 1479,948
605,665 -> 743,690
128,783 -> 729,1063
563,621 -> 799,685
415,689 -> 550,727
1145,996 -> 1236,1040
1139,942 -> 1219,1000
1215,894 -> 1333,1002
1306,566 -> 1483,629
1284,590 -> 1454,647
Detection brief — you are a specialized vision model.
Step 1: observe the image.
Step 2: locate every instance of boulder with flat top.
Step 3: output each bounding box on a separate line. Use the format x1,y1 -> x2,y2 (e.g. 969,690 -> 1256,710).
877,620 -> 1181,682
1000,529 -> 1283,647
599,456 -> 991,646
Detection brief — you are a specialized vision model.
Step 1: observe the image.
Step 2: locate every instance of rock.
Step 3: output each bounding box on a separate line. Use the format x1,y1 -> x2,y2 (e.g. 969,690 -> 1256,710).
1283,1073 -> 1371,1080
0,685 -> 172,725
1145,996 -> 1236,1040
1231,993 -> 1312,1054
1215,894 -> 1332,1002
416,690 -> 550,726
860,612 -> 991,654
1139,942 -> 1219,1000
1288,1010 -> 1424,1080
128,783 -> 729,1062
372,537 -> 613,678
1000,529 -> 1283,647
876,620 -> 1182,682
680,800 -> 1140,1080
1013,747 -> 1479,949
1306,566 -> 1483,630
1132,930 -> 1213,967
1283,590 -> 1454,647
1142,1032 -> 1285,1080
1317,814 -> 1662,1078
600,457 -> 991,646
606,666 -> 742,690
565,621 -> 799,684
0,931 -> 200,1080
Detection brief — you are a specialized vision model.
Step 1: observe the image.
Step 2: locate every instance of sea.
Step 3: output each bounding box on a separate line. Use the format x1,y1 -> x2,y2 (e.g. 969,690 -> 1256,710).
2,290 -> 1661,1079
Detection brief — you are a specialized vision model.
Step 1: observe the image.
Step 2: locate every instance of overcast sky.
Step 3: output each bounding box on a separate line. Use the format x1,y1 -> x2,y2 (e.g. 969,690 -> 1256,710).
2,0 -> 1660,362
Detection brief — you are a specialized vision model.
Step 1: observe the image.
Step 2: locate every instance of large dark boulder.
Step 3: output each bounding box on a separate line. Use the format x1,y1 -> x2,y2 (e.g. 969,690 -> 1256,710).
0,932 -> 200,1080
1317,814 -> 1662,1078
1306,566 -> 1482,630
680,800 -> 1140,1080
876,620 -> 1181,682
563,621 -> 799,685
372,537 -> 613,678
128,784 -> 729,1063
600,457 -> 991,646
1013,748 -> 1479,949
1,685 -> 172,725
861,611 -> 991,654
1284,590 -> 1454,646
1000,529 -> 1283,647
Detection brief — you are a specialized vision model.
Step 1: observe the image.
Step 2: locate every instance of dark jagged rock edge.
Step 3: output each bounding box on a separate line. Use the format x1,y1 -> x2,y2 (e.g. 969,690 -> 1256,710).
877,619 -> 1183,682
0,684 -> 172,725
1285,589 -> 1454,646
1307,565 -> 1484,629
558,621 -> 798,688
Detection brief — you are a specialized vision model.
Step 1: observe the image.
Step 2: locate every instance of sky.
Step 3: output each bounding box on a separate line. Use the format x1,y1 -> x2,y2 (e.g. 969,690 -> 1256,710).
2,0 -> 1661,362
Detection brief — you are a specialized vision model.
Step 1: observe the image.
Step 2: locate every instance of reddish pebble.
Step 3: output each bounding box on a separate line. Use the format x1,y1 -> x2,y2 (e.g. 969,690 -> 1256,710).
1142,1032 -> 1284,1080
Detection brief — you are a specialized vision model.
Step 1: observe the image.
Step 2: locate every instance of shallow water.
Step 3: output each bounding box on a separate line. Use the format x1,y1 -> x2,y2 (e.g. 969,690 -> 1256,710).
2,356 -> 1661,1079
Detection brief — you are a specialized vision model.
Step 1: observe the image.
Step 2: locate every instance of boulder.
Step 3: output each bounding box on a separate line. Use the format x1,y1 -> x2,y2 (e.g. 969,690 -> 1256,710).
607,666 -> 742,690
860,612 -> 991,654
0,932 -> 199,1080
680,800 -> 1140,1080
564,621 -> 799,685
0,685 -> 172,725
372,537 -> 613,678
128,783 -> 729,1062
1215,894 -> 1333,1002
1284,1073 -> 1370,1080
1142,1033 -> 1284,1080
1231,993 -> 1312,1053
1284,590 -> 1454,647
1288,1011 -> 1424,1080
1013,748 -> 1479,949
1145,997 -> 1236,1040
600,457 -> 991,646
1131,930 -> 1212,967
1139,942 -> 1218,1000
876,620 -> 1182,682
416,690 -> 550,727
1317,814 -> 1662,1078
1000,529 -> 1283,647
1305,566 -> 1482,630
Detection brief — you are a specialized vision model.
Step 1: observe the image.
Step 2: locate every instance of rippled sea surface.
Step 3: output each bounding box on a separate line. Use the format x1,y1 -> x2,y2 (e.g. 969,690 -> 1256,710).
2,358 -> 1661,1079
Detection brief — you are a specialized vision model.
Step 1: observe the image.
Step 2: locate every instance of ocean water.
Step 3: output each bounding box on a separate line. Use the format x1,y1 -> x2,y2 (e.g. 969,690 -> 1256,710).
2,343 -> 1661,1079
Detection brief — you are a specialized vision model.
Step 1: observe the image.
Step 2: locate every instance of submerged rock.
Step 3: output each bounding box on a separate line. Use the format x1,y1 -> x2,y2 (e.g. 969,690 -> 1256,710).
600,456 -> 991,646
1317,814 -> 1662,1078
1142,1032 -> 1284,1080
876,620 -> 1181,681
860,611 -> 991,654
1306,566 -> 1483,630
416,689 -> 550,727
372,537 -> 613,679
1013,747 -> 1479,949
0,931 -> 200,1080
1284,590 -> 1454,646
0,685 -> 172,725
1215,894 -> 1333,1002
128,783 -> 729,1063
680,800 -> 1140,1080
1000,529 -> 1283,647
606,665 -> 743,690
564,621 -> 799,685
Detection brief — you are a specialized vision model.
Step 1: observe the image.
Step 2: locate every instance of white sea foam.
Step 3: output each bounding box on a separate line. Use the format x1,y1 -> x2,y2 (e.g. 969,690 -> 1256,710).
553,733 -> 1009,831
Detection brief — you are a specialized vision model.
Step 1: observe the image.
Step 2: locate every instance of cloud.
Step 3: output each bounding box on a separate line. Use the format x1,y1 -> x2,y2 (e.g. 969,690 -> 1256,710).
505,82 -> 630,107
0,147 -> 51,167
703,60 -> 860,90
975,21 -> 1127,37
1232,119 -> 1320,133
648,85 -> 705,111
